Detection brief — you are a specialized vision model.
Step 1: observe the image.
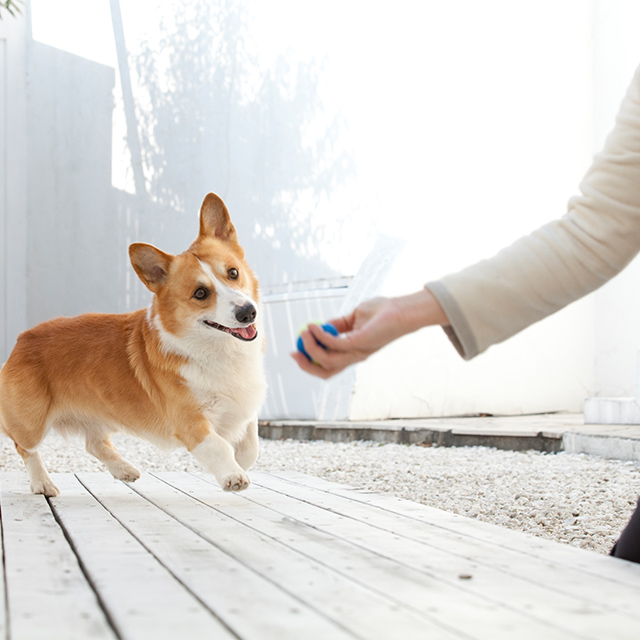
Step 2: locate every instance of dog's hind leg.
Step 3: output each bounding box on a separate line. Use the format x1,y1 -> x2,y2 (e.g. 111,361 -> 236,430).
15,444 -> 60,497
85,433 -> 141,483
0,399 -> 58,496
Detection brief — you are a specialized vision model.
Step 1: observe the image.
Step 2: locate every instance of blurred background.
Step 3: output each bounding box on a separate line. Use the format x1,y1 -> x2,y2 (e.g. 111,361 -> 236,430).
2,0 -> 640,420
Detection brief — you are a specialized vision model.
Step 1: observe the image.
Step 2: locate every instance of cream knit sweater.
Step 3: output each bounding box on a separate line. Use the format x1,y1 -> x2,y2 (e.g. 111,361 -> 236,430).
428,64 -> 640,360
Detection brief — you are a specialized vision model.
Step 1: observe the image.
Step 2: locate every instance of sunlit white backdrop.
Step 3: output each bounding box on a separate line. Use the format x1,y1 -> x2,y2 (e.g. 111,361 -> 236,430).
2,1 -> 640,418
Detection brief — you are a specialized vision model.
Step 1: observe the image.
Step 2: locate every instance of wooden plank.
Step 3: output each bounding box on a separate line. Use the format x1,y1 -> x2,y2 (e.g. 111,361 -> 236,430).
49,474 -> 233,640
276,470 -> 640,589
126,472 -> 462,640
244,471 -> 640,640
256,471 -> 640,611
76,472 -> 357,640
158,471 -> 576,640
0,472 -> 116,640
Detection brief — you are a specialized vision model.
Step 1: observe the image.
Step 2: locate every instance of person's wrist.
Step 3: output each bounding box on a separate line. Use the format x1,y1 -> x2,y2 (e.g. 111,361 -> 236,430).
395,288 -> 449,334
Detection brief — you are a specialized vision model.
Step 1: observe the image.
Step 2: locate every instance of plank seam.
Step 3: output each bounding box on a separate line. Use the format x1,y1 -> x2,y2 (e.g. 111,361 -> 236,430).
139,472 -> 365,640
256,471 -> 640,594
174,472 -> 548,639
73,475 -> 244,640
251,474 -> 617,608
193,473 -> 613,637
45,492 -> 124,640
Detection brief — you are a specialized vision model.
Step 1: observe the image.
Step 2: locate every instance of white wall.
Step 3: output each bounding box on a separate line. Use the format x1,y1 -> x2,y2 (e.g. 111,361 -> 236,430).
348,0 -> 640,419
591,0 -> 640,398
5,0 -> 640,418
343,1 -> 599,418
0,12 -> 28,362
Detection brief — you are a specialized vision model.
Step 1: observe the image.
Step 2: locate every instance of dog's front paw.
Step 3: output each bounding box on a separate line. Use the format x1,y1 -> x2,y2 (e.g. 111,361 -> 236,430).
221,471 -> 250,492
31,479 -> 60,498
110,461 -> 141,483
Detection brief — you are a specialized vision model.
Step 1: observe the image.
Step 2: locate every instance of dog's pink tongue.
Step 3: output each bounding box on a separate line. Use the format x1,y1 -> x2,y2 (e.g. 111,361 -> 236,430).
238,325 -> 257,340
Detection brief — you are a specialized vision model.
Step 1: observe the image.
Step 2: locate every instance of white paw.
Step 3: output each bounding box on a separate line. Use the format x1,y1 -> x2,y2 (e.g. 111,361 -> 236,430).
221,471 -> 250,492
110,461 -> 141,483
31,480 -> 60,498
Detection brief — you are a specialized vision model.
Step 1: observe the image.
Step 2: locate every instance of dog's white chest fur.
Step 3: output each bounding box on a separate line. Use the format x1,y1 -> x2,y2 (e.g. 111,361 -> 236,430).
182,353 -> 265,417
173,337 -> 266,444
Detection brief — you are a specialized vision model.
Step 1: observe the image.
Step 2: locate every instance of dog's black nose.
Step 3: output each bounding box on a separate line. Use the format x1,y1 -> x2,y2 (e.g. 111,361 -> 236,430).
235,303 -> 257,324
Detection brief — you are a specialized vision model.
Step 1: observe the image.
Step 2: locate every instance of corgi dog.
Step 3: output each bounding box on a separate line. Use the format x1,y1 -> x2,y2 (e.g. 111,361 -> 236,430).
0,193 -> 266,497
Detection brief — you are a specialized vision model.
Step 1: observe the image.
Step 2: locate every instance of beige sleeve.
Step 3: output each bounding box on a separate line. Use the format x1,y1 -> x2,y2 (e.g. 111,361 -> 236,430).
427,64 -> 640,360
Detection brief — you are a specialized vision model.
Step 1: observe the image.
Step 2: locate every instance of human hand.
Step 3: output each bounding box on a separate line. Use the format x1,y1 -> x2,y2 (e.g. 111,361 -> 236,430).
291,289 -> 449,379
291,297 -> 396,379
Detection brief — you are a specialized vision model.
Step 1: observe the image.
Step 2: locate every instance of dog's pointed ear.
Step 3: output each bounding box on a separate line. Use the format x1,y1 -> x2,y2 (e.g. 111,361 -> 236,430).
199,193 -> 238,242
129,243 -> 174,292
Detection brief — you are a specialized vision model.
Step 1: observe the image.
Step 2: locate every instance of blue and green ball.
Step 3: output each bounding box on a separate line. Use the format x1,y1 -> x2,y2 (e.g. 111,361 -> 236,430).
296,323 -> 339,362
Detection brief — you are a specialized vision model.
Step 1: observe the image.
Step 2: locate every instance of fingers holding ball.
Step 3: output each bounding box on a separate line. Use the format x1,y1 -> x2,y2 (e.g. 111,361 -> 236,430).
296,323 -> 339,363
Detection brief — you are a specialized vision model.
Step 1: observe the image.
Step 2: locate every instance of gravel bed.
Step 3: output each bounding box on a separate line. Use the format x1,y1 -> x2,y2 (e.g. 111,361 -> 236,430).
1,433 -> 638,556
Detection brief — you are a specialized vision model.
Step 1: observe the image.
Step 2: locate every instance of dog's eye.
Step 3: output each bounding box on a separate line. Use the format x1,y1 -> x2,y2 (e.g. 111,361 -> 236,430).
193,287 -> 209,300
228,268 -> 239,280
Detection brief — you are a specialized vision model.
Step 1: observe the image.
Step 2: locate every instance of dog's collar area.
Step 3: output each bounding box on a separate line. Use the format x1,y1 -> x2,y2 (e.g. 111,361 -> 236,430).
202,319 -> 258,342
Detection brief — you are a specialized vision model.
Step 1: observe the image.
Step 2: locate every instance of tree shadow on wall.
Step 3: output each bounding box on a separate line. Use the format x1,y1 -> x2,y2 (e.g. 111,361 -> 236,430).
129,0 -> 355,286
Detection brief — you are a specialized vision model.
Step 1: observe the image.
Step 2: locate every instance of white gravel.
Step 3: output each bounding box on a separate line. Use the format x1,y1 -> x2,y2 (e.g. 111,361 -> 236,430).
1,433 -> 638,556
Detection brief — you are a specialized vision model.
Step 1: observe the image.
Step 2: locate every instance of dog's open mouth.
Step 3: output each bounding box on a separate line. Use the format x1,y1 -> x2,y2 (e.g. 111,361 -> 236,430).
202,320 -> 258,342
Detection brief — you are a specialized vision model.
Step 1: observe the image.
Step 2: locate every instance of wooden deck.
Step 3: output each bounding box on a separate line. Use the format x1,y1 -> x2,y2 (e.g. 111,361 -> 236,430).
0,471 -> 639,639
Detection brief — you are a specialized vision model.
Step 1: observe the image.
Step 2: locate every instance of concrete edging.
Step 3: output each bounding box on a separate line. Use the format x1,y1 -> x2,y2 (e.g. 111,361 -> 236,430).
258,422 -> 564,453
259,415 -> 640,462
